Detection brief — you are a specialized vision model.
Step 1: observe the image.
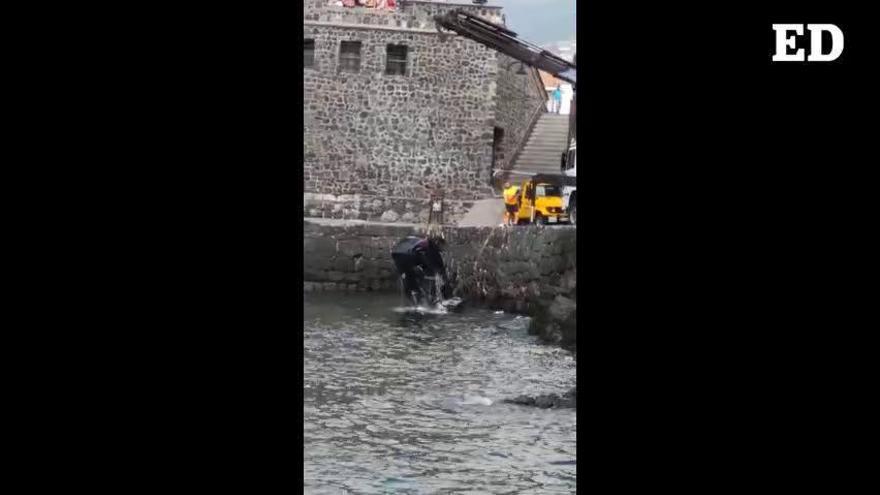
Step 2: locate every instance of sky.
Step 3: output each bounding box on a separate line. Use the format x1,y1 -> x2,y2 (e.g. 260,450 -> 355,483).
486,0 -> 576,46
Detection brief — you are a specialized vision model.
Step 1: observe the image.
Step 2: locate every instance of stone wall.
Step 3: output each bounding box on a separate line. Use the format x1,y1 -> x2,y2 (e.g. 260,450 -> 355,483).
443,226 -> 576,304
303,192 -> 473,224
303,0 -> 505,29
304,1 -> 500,204
443,225 -> 577,349
303,221 -> 575,296
303,1 -> 545,224
303,221 -> 421,292
302,220 -> 576,346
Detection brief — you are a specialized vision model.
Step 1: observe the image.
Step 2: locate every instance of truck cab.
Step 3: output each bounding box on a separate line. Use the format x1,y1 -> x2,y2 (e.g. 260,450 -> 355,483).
561,138 -> 577,225
515,174 -> 576,225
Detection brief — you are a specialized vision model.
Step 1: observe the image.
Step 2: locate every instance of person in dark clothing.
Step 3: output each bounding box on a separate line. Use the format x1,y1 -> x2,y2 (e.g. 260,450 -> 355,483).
391,235 -> 449,306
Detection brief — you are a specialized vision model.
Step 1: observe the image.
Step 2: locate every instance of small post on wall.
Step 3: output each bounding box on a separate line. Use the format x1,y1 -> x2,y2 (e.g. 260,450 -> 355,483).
427,190 -> 444,236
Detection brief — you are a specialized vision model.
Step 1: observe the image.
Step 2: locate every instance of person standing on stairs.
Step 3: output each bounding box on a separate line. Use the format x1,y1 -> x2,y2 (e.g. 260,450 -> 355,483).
551,85 -> 563,114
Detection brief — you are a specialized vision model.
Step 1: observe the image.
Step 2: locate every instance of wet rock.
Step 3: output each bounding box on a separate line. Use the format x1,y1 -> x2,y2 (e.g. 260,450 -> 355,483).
549,295 -> 576,322
504,388 -> 576,409
561,268 -> 577,292
526,294 -> 577,350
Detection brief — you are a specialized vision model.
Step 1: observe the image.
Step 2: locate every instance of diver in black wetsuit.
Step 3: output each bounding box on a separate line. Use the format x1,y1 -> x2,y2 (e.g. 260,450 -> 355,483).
391,236 -> 449,306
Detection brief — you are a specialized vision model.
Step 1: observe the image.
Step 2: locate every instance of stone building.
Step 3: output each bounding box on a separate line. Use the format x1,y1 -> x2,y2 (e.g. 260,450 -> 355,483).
303,0 -> 547,223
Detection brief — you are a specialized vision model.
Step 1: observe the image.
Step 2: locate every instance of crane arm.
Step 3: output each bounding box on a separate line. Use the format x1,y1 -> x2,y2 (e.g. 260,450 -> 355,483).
434,9 -> 576,85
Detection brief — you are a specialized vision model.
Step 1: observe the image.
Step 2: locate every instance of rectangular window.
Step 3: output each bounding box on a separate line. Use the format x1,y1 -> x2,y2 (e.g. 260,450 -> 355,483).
385,44 -> 408,75
339,41 -> 362,73
304,39 -> 315,68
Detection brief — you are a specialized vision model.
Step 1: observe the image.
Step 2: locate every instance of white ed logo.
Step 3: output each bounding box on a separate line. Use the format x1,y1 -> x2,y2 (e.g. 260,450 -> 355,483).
772,24 -> 844,62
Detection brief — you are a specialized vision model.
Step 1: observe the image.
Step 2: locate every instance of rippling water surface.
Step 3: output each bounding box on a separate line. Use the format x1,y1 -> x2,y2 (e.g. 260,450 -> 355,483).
304,292 -> 577,494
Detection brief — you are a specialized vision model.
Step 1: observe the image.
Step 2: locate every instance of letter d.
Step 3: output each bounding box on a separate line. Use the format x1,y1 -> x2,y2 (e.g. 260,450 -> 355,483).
807,24 -> 844,62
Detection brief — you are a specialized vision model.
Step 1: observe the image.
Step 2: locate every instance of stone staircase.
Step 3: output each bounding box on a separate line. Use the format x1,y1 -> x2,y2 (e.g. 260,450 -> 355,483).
506,113 -> 569,179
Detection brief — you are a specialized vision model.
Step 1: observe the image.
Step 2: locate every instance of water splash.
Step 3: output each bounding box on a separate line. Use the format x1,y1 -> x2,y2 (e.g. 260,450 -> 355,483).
392,304 -> 449,315
459,394 -> 494,406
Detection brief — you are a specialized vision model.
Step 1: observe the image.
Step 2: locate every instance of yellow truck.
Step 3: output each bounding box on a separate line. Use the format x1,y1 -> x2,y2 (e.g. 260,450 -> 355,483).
514,174 -> 575,225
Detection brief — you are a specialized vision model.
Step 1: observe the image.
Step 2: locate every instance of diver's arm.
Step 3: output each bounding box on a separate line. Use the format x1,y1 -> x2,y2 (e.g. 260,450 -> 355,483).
428,251 -> 447,282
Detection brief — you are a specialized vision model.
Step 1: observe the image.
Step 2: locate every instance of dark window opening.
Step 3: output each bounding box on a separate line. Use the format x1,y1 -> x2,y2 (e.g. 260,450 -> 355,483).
386,44 -> 408,76
339,41 -> 362,73
304,39 -> 315,68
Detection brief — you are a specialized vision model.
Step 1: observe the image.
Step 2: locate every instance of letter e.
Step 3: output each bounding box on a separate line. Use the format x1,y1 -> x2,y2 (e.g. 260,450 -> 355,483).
772,24 -> 804,61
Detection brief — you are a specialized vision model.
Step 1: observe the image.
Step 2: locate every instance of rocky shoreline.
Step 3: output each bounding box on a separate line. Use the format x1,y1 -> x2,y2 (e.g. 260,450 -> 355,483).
528,295 -> 577,352
458,295 -> 576,353
459,294 -> 577,410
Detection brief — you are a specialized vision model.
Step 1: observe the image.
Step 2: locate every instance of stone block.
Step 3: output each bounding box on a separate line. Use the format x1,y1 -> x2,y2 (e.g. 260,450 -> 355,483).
332,256 -> 355,272
538,257 -> 561,276
336,239 -> 366,257
381,210 -> 400,222
303,236 -> 336,255
306,255 -> 335,273
353,255 -> 365,272
303,266 -> 325,282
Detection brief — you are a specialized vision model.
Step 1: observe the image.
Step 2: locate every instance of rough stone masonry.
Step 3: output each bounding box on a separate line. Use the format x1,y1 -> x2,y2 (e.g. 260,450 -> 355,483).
303,0 -> 547,224
303,219 -> 576,349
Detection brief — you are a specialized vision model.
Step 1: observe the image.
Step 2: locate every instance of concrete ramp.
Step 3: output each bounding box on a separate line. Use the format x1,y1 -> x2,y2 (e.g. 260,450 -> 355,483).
457,198 -> 506,227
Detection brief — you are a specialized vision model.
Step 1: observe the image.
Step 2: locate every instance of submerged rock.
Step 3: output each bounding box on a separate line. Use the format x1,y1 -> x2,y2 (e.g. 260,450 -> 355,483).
504,387 -> 576,409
